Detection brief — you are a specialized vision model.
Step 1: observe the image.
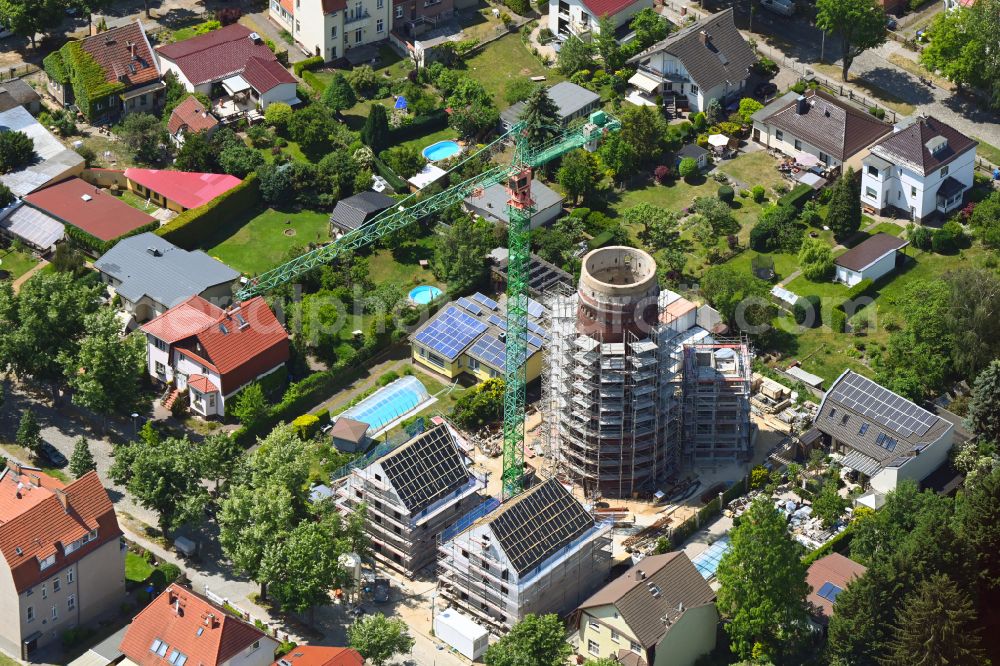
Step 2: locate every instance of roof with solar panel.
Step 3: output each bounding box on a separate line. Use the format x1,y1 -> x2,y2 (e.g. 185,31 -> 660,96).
816,370 -> 952,471
374,424 -> 472,515
411,292 -> 548,371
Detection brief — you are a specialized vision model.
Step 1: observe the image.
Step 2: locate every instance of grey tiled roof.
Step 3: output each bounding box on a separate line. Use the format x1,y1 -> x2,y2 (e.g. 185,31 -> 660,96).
501,81 -> 600,127
464,178 -> 564,224
0,80 -> 40,112
377,424 -> 471,514
94,232 -> 239,307
330,191 -> 395,231
816,371 -> 952,469
870,116 -> 978,176
629,9 -> 756,92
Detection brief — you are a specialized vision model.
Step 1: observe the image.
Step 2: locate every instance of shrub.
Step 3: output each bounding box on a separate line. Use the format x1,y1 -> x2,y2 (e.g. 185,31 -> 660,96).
829,306 -> 847,333
156,173 -> 261,248
717,184 -> 735,204
505,0 -> 530,14
794,295 -> 821,327
790,80 -> 807,94
778,183 -> 813,210
654,165 -> 672,183
753,57 -> 778,76
868,106 -> 886,119
150,563 -> 183,589
690,112 -> 707,131
678,157 -> 699,180
932,226 -> 959,253
845,278 -> 875,301
293,55 -> 325,76
749,465 -> 769,489
292,413 -> 321,439
750,185 -> 766,203
908,223 -> 933,250
264,102 -> 293,131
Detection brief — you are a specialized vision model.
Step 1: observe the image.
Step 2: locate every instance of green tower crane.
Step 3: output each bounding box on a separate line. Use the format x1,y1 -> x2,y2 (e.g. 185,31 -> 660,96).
236,110 -> 620,499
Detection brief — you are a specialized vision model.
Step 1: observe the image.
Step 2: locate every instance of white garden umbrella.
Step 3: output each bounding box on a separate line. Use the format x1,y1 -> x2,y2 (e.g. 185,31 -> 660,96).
795,151 -> 820,167
708,134 -> 729,147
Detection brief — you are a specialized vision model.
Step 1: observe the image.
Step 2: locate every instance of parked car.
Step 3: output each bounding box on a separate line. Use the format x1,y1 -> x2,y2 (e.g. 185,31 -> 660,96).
886,17 -> 898,30
372,578 -> 390,603
39,442 -> 67,468
754,82 -> 778,100
760,0 -> 796,16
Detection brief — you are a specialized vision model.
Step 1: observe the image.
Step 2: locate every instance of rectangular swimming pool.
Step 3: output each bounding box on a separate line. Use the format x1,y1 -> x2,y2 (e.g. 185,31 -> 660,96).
340,375 -> 431,433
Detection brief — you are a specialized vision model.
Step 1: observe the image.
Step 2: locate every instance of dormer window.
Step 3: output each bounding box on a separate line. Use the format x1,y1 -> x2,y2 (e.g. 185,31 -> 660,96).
38,554 -> 55,570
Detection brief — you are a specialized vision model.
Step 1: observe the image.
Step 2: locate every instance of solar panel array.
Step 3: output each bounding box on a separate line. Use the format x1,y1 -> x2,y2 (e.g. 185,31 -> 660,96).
816,582 -> 843,602
472,292 -> 499,310
456,297 -> 482,315
828,372 -> 937,438
414,306 -> 487,360
378,424 -> 470,514
488,314 -> 507,328
468,334 -> 507,369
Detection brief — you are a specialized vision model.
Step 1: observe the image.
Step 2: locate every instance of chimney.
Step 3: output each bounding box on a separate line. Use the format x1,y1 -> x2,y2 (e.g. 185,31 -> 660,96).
699,30 -> 709,45
128,40 -> 136,59
635,569 -> 644,581
53,488 -> 69,513
796,95 -> 808,115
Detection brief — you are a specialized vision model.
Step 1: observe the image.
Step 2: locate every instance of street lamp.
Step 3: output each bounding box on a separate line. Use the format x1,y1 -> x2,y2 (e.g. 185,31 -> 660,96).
131,413 -> 139,437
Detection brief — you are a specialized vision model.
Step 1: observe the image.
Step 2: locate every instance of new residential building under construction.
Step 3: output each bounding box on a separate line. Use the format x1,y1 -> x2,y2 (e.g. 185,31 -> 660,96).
437,478 -> 612,631
543,246 -> 752,498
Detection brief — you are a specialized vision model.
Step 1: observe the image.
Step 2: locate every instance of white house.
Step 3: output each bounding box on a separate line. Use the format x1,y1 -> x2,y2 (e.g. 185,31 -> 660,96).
833,232 -> 908,287
813,370 -> 954,497
625,9 -> 756,112
155,24 -> 298,110
548,0 -> 653,40
860,115 -> 978,222
269,0 -> 391,62
140,296 -> 290,417
751,89 -> 892,170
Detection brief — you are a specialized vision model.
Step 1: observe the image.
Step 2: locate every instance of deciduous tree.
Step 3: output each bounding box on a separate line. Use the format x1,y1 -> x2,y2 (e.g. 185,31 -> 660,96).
812,478 -> 848,528
349,614 -> 415,666
432,210 -> 495,294
219,484 -> 297,600
16,408 -> 41,457
231,382 -> 268,428
715,498 -> 810,661
62,309 -> 147,417
0,0 -> 64,47
557,35 -> 594,75
557,149 -> 601,205
797,237 -> 834,281
595,16 -> 625,71
483,614 -> 573,666
816,0 -> 887,81
0,130 -> 35,173
701,265 -> 774,332
116,113 -> 167,165
260,517 -> 349,618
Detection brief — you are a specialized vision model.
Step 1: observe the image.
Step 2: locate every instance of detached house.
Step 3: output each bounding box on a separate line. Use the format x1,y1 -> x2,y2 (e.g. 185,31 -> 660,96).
120,583 -> 278,666
269,0 -> 391,63
860,115 -> 977,221
626,9 -> 756,112
167,95 -> 220,146
155,24 -> 298,112
336,423 -> 486,576
0,463 -> 125,660
45,21 -> 164,123
548,0 -> 653,40
140,295 -> 290,417
751,89 -> 893,169
573,552 -> 718,666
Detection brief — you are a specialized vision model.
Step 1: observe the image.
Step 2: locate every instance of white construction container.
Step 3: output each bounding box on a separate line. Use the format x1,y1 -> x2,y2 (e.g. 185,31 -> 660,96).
434,609 -> 489,660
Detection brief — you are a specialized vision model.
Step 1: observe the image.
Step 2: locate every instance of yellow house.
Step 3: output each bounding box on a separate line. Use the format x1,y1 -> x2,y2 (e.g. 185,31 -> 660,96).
573,552 -> 718,666
123,168 -> 243,213
411,292 -> 545,384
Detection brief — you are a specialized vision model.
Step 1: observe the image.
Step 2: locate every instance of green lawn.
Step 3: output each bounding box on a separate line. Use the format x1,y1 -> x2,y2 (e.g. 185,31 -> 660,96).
716,151 -> 787,193
368,235 -> 442,289
463,35 -> 566,109
868,222 -> 904,237
400,126 -> 460,154
0,651 -> 19,666
972,136 -> 1000,167
726,250 -> 800,283
255,139 -> 310,164
119,189 -> 160,214
0,248 -> 40,280
125,551 -> 154,583
205,208 -> 332,275
785,274 -> 850,300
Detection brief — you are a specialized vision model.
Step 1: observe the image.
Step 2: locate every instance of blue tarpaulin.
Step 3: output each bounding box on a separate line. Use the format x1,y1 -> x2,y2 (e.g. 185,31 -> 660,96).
394,96 -> 408,110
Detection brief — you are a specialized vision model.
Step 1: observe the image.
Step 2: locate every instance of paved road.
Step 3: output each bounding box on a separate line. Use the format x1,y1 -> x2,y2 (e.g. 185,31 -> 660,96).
0,384 -> 465,666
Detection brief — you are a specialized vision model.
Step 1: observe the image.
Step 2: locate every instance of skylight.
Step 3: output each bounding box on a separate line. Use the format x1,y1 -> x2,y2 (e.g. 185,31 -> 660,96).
817,582 -> 843,602
168,649 -> 188,666
150,639 -> 169,657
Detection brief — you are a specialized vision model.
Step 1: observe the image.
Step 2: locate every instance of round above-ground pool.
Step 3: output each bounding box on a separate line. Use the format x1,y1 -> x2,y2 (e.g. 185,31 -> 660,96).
409,284 -> 442,305
422,140 -> 462,162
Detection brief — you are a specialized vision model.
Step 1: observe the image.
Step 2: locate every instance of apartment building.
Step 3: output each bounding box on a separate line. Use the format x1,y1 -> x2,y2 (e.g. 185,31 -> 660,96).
0,463 -> 125,660
270,0 -> 392,62
337,424 -> 486,576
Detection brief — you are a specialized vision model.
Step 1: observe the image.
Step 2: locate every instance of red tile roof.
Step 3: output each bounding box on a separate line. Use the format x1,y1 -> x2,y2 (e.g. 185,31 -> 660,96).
0,464 -> 121,593
120,584 -> 269,666
124,169 -> 242,210
141,295 -> 224,344
273,646 -> 364,666
81,20 -> 160,89
242,56 -> 296,94
24,177 -> 156,242
279,0 -> 294,12
156,24 -> 284,86
188,374 -> 219,394
580,0 -> 643,19
167,95 -> 219,136
806,553 -> 867,619
144,296 -> 290,395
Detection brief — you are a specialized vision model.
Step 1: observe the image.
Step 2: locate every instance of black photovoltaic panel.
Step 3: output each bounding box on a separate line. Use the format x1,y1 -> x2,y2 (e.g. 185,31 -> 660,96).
829,372 -> 937,437
488,478 -> 594,576
378,424 -> 470,514
414,306 -> 487,359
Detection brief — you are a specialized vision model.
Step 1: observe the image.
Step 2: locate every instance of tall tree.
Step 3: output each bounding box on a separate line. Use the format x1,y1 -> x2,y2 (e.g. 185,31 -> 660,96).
945,269 -> 1000,380
557,35 -> 594,75
173,131 -> 218,172
321,72 -> 357,113
715,498 -> 810,661
967,359 -> 1000,444
260,517 -> 349,619
0,130 -> 36,173
628,7 -> 670,50
483,614 -> 573,666
816,0 -> 887,81
237,424 -> 312,511
595,16 -> 625,71
0,0 -> 64,48
701,265 -> 774,332
624,202 -> 681,249
596,132 -> 637,186
884,574 -> 986,666
62,309 -> 147,417
955,466 -> 1000,594
812,478 -> 848,528
361,104 -> 390,154
920,0 -> 1000,107
557,149 -> 602,205
16,409 -> 41,457
518,85 -> 560,148
69,436 -> 97,477
115,113 -> 167,165
348,614 -> 415,666
109,437 -> 210,537
431,210 -> 494,294
219,484 -> 298,600
618,105 -> 668,166
825,168 -> 862,239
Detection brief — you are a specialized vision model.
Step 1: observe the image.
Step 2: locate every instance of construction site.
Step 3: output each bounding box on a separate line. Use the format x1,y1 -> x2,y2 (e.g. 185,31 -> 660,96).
542,246 -> 753,499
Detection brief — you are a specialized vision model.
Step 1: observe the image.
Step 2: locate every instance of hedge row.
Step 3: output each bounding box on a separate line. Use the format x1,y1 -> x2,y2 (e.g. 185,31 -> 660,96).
372,156 -> 409,192
301,70 -> 325,94
844,278 -> 875,301
777,183 -> 814,210
387,109 -> 449,145
802,523 -> 854,566
65,219 -> 159,256
156,173 -> 261,249
293,56 -> 325,76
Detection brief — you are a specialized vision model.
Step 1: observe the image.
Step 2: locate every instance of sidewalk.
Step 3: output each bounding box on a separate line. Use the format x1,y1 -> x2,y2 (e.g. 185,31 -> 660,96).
12,260 -> 49,293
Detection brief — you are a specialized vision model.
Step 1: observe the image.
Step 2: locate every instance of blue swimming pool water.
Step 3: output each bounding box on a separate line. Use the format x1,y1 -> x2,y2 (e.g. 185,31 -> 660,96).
409,284 -> 442,305
422,140 -> 461,162
692,535 -> 731,579
341,376 -> 430,432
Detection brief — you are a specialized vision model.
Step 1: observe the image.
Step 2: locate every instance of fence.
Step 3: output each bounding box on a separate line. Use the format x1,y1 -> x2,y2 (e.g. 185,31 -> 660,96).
0,64 -> 40,83
328,417 -> 427,480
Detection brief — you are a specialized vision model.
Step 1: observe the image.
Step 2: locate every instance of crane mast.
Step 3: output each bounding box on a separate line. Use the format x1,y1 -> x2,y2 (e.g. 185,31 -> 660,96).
236,111 -> 620,500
